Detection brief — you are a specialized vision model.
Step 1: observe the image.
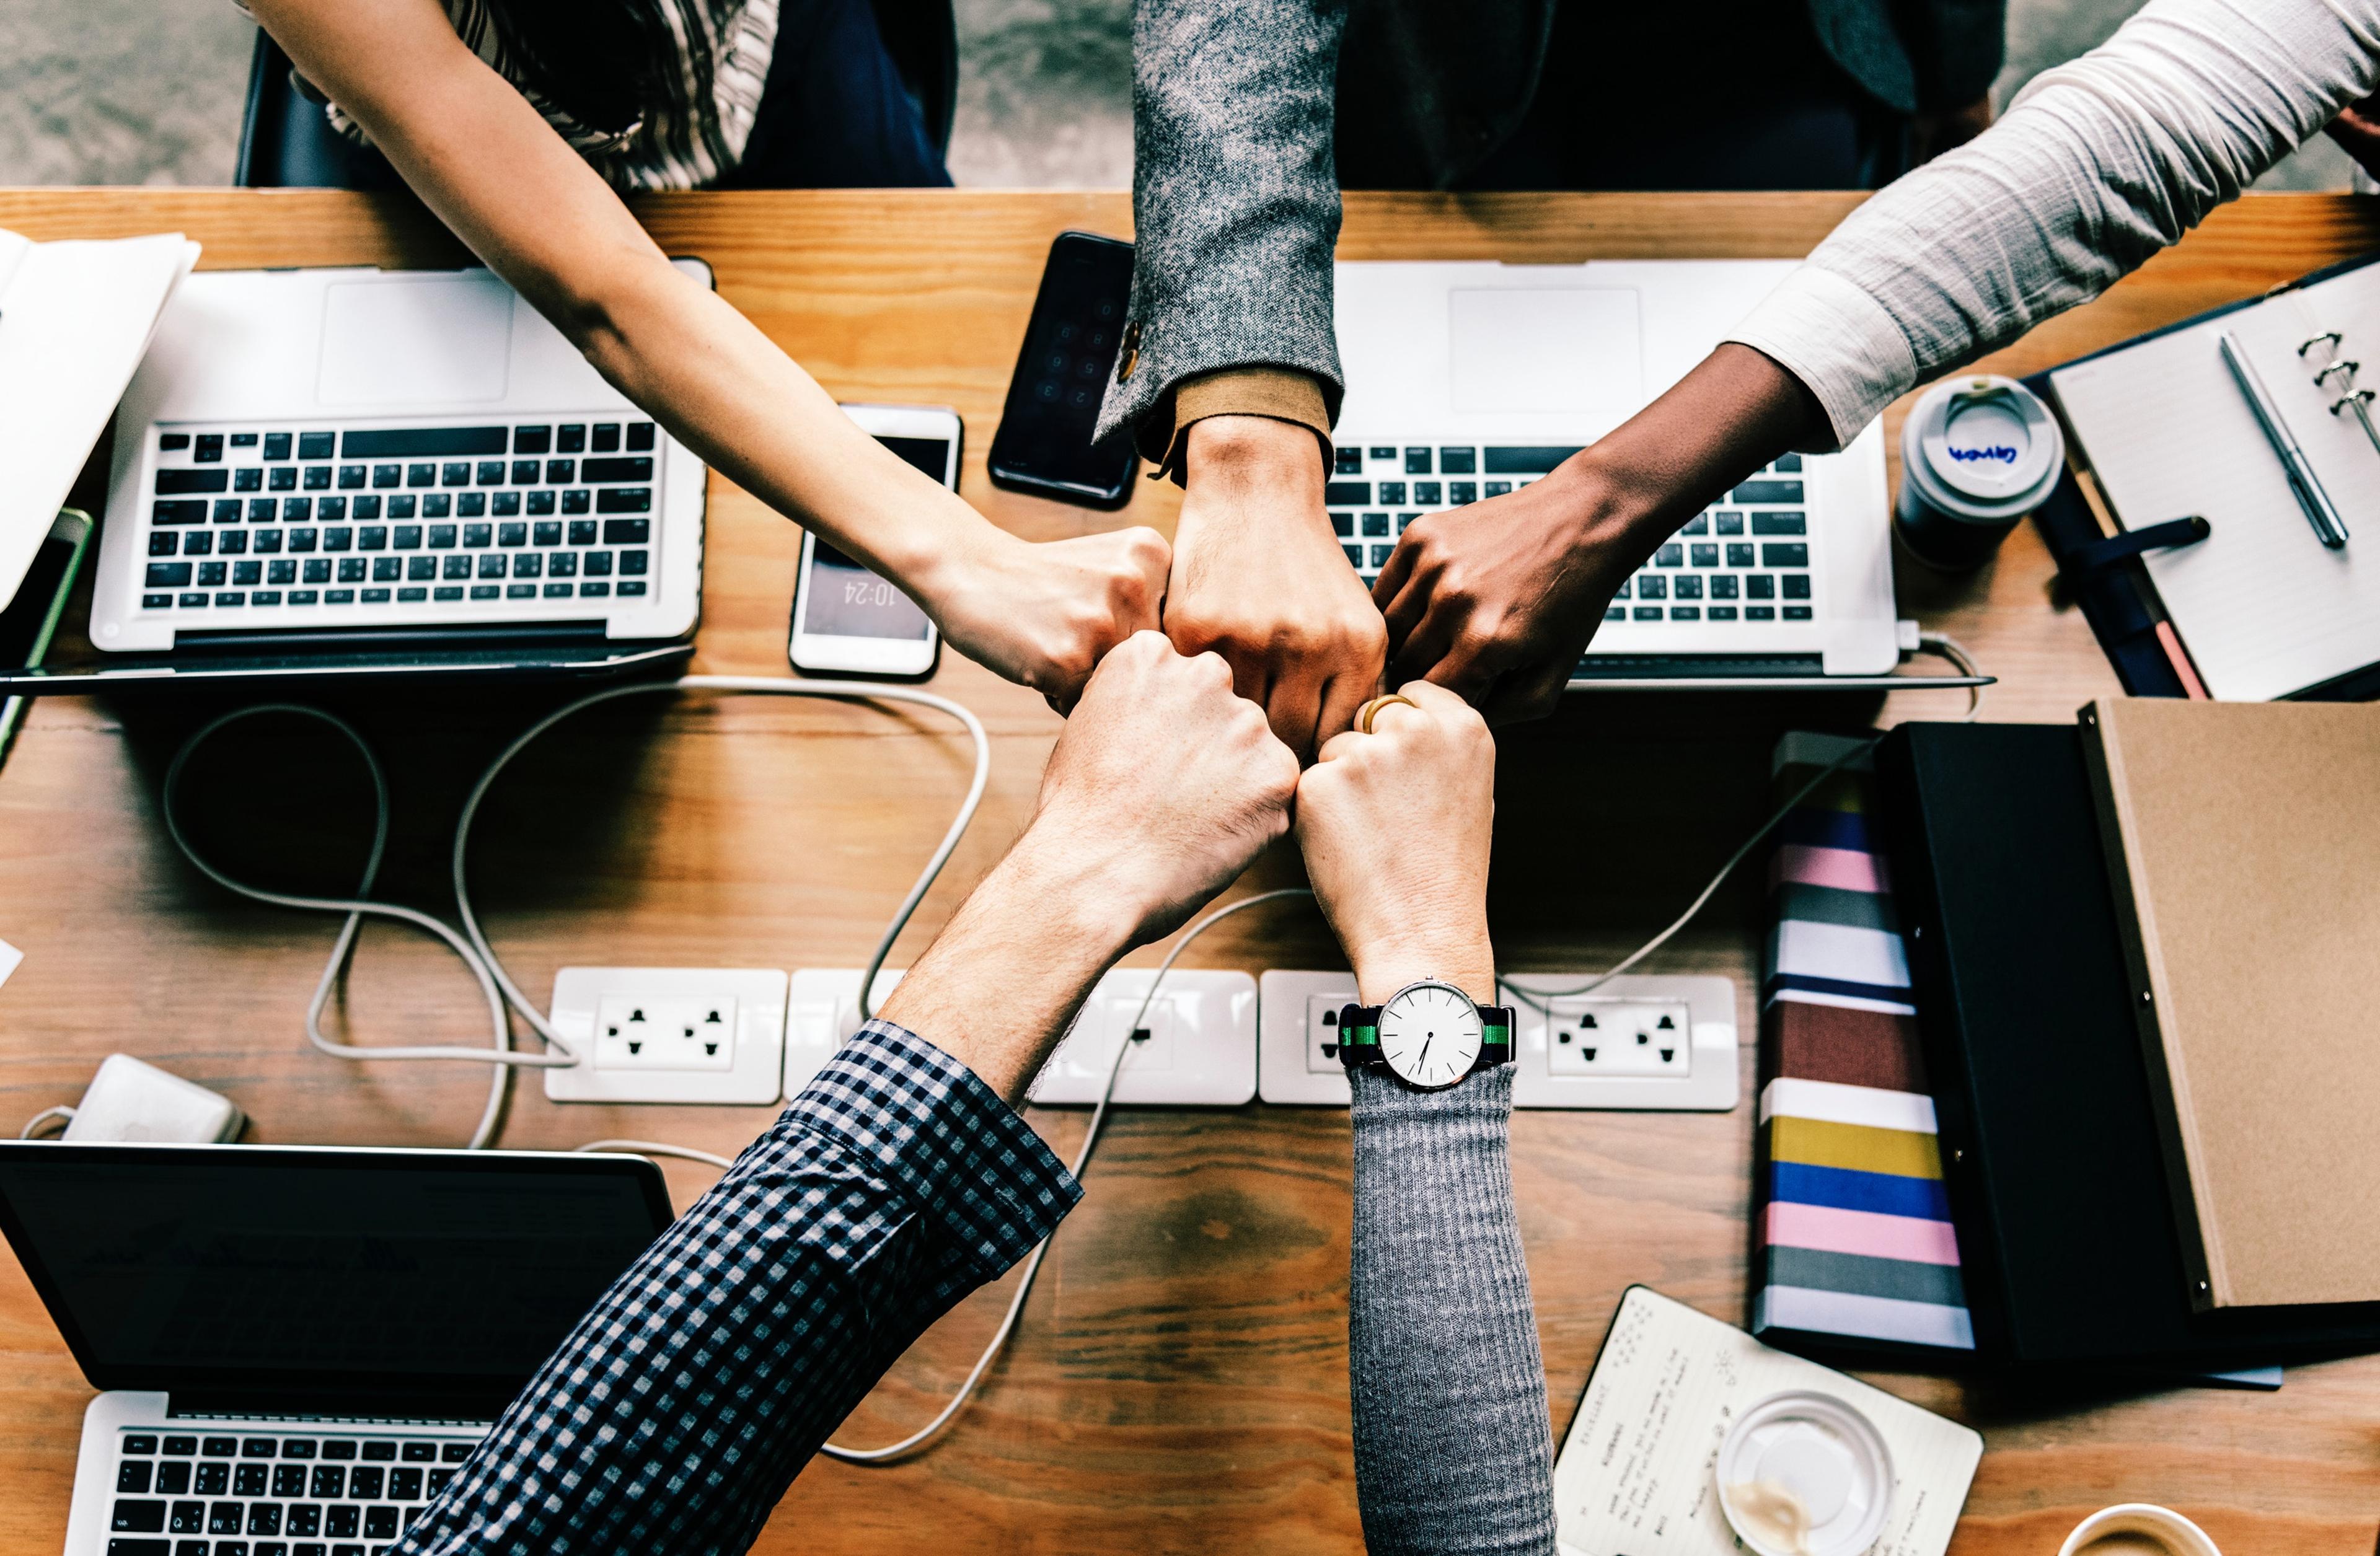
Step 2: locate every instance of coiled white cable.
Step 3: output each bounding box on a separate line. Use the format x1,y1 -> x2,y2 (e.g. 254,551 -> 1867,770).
161,677 -> 991,1147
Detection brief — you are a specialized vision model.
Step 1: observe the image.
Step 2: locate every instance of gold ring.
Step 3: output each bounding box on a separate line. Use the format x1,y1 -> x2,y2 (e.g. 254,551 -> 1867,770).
1355,693 -> 1419,735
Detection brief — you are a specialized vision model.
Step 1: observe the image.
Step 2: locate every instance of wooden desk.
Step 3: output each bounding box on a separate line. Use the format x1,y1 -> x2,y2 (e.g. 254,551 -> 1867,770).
2,189 -> 2377,1555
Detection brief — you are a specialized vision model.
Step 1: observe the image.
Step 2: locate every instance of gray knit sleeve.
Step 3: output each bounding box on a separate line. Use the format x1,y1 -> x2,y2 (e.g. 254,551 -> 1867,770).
1348,1065 -> 1558,1556
1093,0 -> 1349,461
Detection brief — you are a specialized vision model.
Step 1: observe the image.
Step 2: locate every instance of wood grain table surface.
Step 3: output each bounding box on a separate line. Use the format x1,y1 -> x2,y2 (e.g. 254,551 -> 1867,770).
2,188 -> 2377,1555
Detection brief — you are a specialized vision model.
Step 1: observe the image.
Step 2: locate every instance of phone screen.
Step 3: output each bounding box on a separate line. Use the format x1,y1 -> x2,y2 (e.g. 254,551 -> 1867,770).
0,532 -> 82,670
989,233 -> 1139,506
798,433 -> 948,642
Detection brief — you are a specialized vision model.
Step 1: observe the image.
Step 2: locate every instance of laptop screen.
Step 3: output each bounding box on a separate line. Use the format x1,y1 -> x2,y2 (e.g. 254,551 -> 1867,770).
0,1143 -> 673,1407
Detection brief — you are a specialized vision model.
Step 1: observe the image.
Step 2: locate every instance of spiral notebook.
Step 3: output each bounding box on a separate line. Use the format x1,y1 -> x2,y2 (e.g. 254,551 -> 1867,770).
2045,253 -> 2380,702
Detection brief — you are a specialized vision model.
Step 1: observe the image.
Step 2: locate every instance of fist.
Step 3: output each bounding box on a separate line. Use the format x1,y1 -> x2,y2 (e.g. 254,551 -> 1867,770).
1294,681 -> 1496,1000
1029,631 -> 1301,946
937,527 -> 1172,711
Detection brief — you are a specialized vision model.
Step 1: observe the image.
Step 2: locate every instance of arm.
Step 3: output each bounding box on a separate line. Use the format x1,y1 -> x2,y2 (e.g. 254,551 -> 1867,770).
1373,0 -> 2380,724
397,634 -> 1297,1556
1296,682 -> 1558,1555
250,0 -> 1167,708
1100,0 -> 1383,758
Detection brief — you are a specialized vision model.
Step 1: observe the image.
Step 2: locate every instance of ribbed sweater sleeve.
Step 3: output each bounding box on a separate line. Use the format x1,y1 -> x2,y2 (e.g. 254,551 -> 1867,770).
1347,1066 -> 1558,1555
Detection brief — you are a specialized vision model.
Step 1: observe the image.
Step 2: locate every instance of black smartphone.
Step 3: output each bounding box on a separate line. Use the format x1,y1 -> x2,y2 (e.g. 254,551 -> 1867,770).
0,509 -> 94,765
988,231 -> 1139,509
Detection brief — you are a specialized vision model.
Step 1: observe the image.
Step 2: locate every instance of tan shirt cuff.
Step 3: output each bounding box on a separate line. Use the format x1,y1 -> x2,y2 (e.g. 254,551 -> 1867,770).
1153,367 -> 1334,485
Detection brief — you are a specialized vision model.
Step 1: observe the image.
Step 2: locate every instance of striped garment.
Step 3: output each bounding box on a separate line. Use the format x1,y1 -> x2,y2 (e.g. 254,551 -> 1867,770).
1750,731 -> 1977,1356
242,0 -> 779,190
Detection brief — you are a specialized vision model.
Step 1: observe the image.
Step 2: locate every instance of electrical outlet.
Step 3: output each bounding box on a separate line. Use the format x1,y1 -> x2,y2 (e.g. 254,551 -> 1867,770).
1258,972 -> 1358,1104
1260,972 -> 1738,1110
786,968 -> 1255,1106
1505,974 -> 1737,1110
1543,998 -> 1693,1076
544,968 -> 788,1105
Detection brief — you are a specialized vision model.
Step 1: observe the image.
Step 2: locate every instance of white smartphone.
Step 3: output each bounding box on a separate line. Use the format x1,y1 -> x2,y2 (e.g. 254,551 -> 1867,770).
788,403 -> 958,679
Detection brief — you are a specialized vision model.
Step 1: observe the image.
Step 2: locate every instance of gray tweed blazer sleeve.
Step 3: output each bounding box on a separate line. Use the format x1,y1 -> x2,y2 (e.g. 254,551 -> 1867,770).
1094,0 -> 1350,459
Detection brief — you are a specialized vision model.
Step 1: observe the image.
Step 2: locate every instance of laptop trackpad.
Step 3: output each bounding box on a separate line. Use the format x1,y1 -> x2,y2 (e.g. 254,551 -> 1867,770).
1449,288 -> 1641,414
317,274 -> 513,405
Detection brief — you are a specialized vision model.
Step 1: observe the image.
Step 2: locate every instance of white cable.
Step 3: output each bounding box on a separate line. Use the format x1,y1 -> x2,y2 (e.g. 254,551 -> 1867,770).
19,1105 -> 74,1140
814,887 -> 1315,1466
160,679 -> 991,1148
572,1138 -> 735,1171
1502,633 -> 1985,1016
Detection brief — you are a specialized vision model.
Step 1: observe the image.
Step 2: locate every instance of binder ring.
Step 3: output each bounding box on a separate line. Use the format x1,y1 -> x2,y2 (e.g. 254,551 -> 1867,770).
2314,359 -> 2361,387
2300,330 -> 2344,357
2330,388 -> 2375,417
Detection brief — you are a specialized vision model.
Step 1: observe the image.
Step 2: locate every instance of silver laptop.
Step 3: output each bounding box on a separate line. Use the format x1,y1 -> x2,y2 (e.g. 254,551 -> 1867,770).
85,262 -> 707,680
1333,261 -> 1902,684
0,1140 -> 671,1556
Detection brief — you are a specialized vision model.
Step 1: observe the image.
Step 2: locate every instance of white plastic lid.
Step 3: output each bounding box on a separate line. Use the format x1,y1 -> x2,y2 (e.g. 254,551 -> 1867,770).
1903,374 -> 2064,519
1716,1391 -> 1895,1556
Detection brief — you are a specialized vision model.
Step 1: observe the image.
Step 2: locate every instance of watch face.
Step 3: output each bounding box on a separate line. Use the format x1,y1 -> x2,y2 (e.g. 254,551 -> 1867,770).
1377,982 -> 1483,1089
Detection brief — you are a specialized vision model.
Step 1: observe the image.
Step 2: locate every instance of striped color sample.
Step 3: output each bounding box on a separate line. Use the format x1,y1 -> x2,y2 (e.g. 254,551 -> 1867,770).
1752,732 -> 1976,1353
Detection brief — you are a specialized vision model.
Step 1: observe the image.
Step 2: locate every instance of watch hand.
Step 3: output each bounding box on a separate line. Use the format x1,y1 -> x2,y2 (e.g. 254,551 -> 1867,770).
1417,1034 -> 1433,1073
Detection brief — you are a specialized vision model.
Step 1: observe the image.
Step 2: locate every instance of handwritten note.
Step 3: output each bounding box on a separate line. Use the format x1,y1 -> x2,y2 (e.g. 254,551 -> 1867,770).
1554,1288 -> 1980,1556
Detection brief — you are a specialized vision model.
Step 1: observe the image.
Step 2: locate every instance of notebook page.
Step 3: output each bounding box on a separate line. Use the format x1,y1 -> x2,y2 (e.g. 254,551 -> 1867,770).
1554,1288 -> 1980,1556
2050,312 -> 2378,701
0,230 -> 198,615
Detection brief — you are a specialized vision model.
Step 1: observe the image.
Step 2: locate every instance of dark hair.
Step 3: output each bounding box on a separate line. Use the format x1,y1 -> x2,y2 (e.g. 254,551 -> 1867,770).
477,0 -> 693,136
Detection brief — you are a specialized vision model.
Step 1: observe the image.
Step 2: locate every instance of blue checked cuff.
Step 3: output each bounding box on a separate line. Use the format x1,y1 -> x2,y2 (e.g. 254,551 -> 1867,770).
789,1019 -> 1084,1273
394,1019 -> 1080,1556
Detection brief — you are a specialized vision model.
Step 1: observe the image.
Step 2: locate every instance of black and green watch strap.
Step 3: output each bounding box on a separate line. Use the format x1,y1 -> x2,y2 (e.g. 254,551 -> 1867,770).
1336,1000 -> 1515,1073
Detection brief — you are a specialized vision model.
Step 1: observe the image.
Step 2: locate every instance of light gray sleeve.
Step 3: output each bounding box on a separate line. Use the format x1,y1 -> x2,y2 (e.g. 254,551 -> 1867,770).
1727,0 -> 2380,448
1348,1066 -> 1558,1556
1093,0 -> 1349,459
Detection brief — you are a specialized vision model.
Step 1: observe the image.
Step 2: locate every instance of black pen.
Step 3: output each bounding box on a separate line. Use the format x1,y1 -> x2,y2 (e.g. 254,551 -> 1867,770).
2220,328 -> 2350,548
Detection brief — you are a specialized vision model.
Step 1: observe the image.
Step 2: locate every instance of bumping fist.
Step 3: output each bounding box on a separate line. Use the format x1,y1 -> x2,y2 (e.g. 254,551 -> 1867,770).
1026,631 -> 1302,947
1294,680 -> 1497,1003
932,527 -> 1173,713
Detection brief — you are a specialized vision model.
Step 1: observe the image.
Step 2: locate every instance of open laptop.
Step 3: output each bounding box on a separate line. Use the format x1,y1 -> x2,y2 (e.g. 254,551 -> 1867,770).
0,1141 -> 672,1556
1333,261 -> 1922,688
9,262 -> 712,695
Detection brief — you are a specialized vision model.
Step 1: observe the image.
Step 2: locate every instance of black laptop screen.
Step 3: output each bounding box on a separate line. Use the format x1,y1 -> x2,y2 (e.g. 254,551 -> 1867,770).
0,1143 -> 672,1404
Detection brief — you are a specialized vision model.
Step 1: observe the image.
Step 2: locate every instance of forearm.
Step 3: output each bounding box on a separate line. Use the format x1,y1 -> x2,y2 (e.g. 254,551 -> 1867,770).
399,1024 -> 1080,1556
1349,1065 -> 1557,1556
1731,0 -> 2380,446
879,825 -> 1143,1102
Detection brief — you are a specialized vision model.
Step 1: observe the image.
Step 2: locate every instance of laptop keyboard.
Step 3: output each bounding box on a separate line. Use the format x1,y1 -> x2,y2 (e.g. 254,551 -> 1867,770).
138,420 -> 658,617
1329,442 -> 1817,624
105,1427 -> 482,1556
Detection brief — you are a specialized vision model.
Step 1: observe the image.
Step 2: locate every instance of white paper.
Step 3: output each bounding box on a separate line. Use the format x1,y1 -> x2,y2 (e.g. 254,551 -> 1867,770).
1554,1288 -> 1981,1556
2049,267 -> 2380,701
0,229 -> 199,613
0,937 -> 21,991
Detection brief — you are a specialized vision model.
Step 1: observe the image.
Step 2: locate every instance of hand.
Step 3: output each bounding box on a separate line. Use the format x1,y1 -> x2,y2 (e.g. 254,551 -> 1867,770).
1373,464 -> 1637,726
1294,681 -> 1496,1004
1165,416 -> 1387,760
1022,630 -> 1301,946
880,632 -> 1298,1097
2329,92 -> 2380,182
1373,344 -> 1831,726
922,526 -> 1171,711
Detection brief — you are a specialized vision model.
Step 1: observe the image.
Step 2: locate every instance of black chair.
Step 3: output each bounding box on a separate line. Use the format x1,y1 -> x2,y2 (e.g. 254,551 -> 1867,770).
234,6 -> 957,190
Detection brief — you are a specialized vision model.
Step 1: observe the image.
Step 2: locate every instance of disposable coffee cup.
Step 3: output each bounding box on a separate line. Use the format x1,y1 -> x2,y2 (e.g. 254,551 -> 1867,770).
1716,1390 -> 1894,1556
1895,374 -> 2065,568
2056,1503 -> 2223,1556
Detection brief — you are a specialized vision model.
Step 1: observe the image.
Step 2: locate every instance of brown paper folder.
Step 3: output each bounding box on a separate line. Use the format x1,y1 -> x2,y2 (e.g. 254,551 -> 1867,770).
2081,698 -> 2380,1310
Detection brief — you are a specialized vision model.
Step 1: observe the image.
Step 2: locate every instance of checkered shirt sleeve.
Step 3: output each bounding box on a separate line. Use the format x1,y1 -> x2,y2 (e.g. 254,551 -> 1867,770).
394,1019 -> 1081,1556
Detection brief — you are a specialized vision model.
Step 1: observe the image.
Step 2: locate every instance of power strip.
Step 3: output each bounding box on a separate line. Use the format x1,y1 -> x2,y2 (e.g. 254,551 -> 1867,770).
786,967 -> 1258,1106
1258,972 -> 1739,1110
544,967 -> 789,1105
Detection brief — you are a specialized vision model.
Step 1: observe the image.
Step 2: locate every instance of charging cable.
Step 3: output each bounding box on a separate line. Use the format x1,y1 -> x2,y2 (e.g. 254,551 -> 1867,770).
1502,630 -> 1981,1015
161,678 -> 990,1148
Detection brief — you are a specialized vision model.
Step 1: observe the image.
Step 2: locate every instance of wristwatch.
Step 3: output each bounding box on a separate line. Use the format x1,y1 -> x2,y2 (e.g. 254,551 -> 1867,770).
1338,979 -> 1515,1090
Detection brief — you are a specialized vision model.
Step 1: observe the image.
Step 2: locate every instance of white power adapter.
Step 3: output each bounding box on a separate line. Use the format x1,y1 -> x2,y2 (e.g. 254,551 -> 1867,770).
48,1055 -> 245,1143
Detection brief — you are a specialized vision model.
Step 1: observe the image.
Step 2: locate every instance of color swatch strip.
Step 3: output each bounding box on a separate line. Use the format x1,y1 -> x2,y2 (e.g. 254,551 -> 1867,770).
1754,732 -> 1975,1354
